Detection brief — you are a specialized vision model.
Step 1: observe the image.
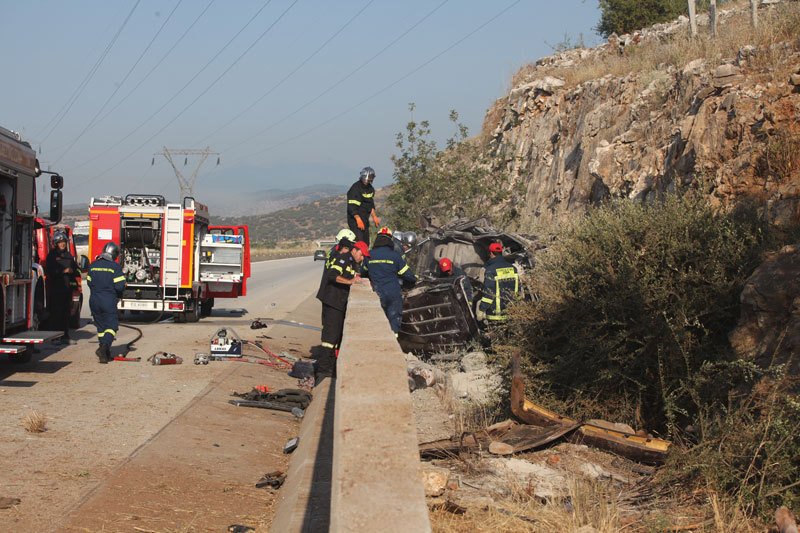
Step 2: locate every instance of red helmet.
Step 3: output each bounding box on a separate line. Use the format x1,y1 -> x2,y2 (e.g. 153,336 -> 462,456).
488,242 -> 503,254
438,257 -> 453,273
352,241 -> 370,258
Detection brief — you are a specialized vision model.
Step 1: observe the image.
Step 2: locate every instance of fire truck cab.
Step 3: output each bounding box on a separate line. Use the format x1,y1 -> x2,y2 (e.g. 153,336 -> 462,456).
88,194 -> 250,322
0,125 -> 65,363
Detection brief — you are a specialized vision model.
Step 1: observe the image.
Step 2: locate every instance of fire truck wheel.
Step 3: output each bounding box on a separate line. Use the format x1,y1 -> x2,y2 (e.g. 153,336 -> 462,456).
10,348 -> 32,365
185,304 -> 201,323
200,298 -> 214,317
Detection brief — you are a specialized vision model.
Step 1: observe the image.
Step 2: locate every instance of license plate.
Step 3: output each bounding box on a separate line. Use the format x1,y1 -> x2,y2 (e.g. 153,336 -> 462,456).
126,301 -> 153,310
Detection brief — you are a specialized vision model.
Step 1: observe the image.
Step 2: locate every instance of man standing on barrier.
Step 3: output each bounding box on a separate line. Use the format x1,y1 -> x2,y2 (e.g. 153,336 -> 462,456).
87,242 -> 126,363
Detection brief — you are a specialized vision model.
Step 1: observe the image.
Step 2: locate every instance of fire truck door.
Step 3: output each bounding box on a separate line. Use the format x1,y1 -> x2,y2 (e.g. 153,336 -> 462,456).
200,226 -> 250,298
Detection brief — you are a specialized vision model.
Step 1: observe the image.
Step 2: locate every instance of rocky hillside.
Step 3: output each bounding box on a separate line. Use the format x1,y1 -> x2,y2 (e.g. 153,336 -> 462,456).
483,2 -> 800,230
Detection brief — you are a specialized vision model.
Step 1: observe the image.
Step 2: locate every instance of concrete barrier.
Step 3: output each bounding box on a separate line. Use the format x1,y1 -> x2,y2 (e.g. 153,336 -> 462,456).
271,282 -> 430,532
330,283 -> 431,532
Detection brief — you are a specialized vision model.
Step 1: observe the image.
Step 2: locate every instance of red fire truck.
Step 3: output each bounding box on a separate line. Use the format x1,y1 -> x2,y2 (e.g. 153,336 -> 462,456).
88,194 -> 250,322
0,125 -> 65,363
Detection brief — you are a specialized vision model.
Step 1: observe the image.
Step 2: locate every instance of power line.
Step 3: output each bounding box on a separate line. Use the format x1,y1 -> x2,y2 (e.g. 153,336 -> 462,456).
37,0 -> 141,144
69,0 -> 275,175
219,0 -> 450,154
235,0 -> 521,163
52,0 -> 184,165
77,0 -> 301,186
191,0 -> 375,147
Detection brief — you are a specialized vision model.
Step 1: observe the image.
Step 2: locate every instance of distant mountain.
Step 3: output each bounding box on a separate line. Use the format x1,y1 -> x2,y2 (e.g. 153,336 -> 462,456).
208,184 -> 345,217
215,187 -> 389,245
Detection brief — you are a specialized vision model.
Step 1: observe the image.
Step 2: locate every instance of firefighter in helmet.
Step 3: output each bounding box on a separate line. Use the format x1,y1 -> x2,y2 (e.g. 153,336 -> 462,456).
44,230 -> 78,344
477,242 -> 519,323
87,242 -> 126,363
346,166 -> 380,243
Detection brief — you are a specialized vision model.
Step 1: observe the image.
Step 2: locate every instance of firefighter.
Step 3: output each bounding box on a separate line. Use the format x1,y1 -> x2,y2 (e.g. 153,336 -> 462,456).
346,166 -> 380,243
438,257 -> 473,302
327,228 -> 356,266
477,242 -> 519,323
44,231 -> 78,344
315,240 -> 368,381
363,231 -> 416,334
87,242 -> 126,363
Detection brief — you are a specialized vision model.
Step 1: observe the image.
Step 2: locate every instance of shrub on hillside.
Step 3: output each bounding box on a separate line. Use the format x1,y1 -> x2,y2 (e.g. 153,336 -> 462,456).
507,194 -> 766,433
596,0 -> 689,37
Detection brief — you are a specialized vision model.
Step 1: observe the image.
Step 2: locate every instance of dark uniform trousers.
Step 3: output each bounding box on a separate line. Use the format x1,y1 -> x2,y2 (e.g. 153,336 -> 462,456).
87,258 -> 126,348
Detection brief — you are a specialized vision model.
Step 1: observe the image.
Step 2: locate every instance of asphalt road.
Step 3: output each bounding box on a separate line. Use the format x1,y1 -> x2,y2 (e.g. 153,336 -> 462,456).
1,254 -> 324,531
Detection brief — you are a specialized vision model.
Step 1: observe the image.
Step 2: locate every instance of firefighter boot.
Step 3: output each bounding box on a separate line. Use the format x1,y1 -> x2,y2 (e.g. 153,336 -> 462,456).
96,345 -> 109,364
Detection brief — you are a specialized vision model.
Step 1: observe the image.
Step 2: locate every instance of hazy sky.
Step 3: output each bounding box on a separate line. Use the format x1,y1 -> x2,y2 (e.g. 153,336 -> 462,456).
2,0 -> 600,207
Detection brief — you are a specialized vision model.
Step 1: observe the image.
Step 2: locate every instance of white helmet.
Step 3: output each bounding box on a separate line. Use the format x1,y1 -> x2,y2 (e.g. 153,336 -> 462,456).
336,228 -> 356,243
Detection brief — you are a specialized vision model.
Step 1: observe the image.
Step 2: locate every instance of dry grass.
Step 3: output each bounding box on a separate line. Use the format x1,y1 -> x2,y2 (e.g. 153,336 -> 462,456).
430,477 -> 622,533
512,1 -> 800,91
22,410 -> 47,433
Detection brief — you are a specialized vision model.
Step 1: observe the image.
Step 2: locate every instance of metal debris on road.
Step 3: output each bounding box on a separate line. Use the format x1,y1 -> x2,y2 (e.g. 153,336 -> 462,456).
193,353 -> 209,365
283,437 -> 299,454
147,352 -> 183,365
255,471 -> 286,489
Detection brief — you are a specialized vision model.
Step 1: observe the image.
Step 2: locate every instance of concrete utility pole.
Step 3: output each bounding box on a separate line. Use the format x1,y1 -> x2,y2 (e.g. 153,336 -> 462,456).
751,0 -> 759,28
688,0 -> 698,37
154,147 -> 220,199
710,0 -> 718,38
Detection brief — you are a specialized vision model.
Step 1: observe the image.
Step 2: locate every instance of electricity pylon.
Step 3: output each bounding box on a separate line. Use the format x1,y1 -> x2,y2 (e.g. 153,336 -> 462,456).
153,147 -> 220,199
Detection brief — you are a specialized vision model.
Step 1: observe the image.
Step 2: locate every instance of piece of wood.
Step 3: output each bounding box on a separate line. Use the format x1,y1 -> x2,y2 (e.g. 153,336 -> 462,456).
687,0 -> 698,37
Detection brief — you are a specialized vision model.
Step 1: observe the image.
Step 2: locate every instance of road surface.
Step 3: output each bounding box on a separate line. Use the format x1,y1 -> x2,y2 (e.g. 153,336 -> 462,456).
0,256 -> 323,531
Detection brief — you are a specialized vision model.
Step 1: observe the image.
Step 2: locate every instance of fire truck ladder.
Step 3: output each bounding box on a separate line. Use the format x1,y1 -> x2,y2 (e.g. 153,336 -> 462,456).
162,204 -> 184,299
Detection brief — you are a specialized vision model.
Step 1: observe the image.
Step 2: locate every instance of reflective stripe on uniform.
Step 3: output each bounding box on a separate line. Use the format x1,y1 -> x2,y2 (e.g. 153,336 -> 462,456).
90,267 -> 117,273
331,264 -> 343,273
86,275 -> 92,281
487,314 -> 508,321
493,267 -> 519,314
369,259 -> 393,265
362,192 -> 374,198
348,199 -> 361,206
113,276 -> 126,283
321,341 -> 336,348
398,265 -> 409,275
480,296 -> 493,304
103,328 -> 116,337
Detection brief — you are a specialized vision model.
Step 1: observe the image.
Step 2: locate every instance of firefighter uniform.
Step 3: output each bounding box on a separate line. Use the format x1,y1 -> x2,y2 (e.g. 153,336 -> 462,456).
315,251 -> 358,379
478,255 -> 519,321
363,234 -> 416,334
87,257 -> 126,355
346,179 -> 375,243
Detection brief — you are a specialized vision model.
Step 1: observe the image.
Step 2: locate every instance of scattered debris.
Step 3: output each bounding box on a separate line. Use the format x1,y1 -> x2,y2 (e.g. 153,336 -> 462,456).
147,352 -> 183,365
421,466 -> 450,497
255,471 -> 286,489
291,407 -> 304,419
230,388 -> 311,414
112,355 -> 141,362
288,360 -> 315,380
283,437 -> 299,454
488,441 -> 514,455
0,497 -> 21,509
249,319 -> 268,329
193,353 -> 209,365
227,525 -> 255,533
511,354 -> 670,464
22,410 -> 46,433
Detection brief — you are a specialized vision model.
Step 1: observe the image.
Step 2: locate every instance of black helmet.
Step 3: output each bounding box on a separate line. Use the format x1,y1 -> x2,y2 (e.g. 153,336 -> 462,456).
101,242 -> 120,261
53,230 -> 68,244
359,166 -> 375,184
401,231 -> 417,248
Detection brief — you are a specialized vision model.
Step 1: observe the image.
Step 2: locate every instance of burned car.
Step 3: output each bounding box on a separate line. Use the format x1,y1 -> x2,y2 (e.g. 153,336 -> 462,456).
398,219 -> 535,355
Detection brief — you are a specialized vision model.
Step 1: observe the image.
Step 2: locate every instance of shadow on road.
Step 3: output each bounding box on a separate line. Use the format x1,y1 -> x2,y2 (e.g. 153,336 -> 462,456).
302,377 -> 335,532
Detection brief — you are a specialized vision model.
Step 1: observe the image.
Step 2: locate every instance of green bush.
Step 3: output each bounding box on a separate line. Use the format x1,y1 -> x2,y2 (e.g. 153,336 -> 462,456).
596,0 -> 688,37
507,194 -> 766,433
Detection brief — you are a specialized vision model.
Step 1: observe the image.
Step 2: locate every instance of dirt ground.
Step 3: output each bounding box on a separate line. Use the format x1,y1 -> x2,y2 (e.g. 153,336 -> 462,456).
0,290 -> 322,532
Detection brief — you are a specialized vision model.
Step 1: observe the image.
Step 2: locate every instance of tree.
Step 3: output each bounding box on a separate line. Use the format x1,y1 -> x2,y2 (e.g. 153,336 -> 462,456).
387,105 -> 510,231
596,0 -> 688,37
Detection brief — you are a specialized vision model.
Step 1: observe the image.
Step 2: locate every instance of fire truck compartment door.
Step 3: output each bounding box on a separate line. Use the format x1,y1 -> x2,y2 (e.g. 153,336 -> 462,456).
199,231 -> 245,295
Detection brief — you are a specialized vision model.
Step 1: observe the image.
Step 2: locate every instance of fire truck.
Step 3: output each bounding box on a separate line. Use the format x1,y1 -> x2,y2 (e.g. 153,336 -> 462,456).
0,126 -> 65,363
88,194 -> 250,322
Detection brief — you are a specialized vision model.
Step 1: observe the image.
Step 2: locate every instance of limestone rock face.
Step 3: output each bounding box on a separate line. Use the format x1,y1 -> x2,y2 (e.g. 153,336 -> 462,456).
482,8 -> 800,229
730,244 -> 800,376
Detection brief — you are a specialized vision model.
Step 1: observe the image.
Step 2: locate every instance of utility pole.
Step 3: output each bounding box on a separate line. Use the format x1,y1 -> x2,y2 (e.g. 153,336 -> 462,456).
153,147 -> 220,199
709,0 -> 717,39
750,0 -> 758,29
687,0 -> 698,37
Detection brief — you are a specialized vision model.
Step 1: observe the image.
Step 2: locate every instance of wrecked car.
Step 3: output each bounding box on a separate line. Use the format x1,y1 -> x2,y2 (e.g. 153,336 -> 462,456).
398,219 -> 536,355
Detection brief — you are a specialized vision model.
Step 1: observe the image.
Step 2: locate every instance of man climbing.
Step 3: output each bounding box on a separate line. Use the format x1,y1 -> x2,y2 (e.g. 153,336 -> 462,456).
363,231 -> 416,335
477,242 -> 519,323
315,240 -> 368,381
346,166 -> 380,243
87,242 -> 126,363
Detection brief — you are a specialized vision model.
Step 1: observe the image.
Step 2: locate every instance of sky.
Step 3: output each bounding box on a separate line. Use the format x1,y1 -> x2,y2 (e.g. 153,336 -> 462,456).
1,0 -> 601,209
